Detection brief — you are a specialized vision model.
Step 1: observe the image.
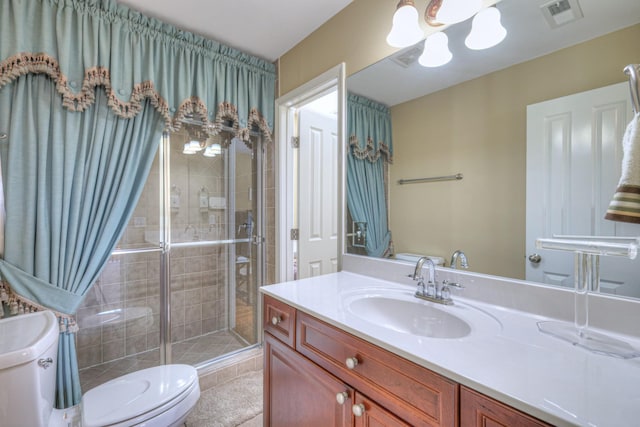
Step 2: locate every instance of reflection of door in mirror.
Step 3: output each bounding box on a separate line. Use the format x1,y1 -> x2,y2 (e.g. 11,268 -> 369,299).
298,105 -> 339,278
526,82 -> 640,298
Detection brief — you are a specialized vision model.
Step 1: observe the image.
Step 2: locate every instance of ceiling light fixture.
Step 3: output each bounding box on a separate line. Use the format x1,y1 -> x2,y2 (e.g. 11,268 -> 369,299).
418,32 -> 452,67
425,0 -> 482,26
387,1 -> 507,68
465,7 -> 507,50
183,123 -> 210,155
183,142 -> 199,154
386,0 -> 424,48
203,143 -> 222,157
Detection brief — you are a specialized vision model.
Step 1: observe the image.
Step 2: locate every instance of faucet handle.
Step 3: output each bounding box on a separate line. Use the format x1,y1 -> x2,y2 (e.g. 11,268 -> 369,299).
442,279 -> 464,289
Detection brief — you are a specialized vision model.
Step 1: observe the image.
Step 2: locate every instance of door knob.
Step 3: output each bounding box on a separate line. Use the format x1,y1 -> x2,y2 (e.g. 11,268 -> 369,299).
528,253 -> 542,263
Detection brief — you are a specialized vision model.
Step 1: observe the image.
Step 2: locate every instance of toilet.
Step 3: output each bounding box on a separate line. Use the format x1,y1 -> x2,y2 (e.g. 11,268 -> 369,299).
0,310 -> 200,427
395,252 -> 445,266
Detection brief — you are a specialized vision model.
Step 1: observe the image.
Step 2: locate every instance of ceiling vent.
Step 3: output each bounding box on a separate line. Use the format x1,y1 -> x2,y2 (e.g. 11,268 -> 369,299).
390,43 -> 424,68
540,0 -> 584,29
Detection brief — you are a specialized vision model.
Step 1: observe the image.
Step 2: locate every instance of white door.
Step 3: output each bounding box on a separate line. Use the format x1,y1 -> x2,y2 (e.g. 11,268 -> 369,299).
297,108 -> 339,278
526,82 -> 640,297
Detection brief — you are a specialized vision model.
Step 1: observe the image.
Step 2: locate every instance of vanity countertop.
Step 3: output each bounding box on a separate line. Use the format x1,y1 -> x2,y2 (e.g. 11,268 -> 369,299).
261,271 -> 640,427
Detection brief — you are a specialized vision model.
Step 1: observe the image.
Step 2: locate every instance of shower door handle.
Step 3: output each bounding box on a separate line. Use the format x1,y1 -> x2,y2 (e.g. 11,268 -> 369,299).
252,235 -> 264,245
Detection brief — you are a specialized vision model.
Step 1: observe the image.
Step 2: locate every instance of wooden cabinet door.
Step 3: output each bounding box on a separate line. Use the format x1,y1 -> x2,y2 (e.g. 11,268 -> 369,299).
352,392 -> 411,427
265,333 -> 353,427
460,387 -> 552,427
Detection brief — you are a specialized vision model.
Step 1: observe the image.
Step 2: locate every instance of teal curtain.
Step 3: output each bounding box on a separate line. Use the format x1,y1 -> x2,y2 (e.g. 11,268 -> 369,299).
0,74 -> 164,407
0,0 -> 276,408
347,93 -> 393,257
0,0 -> 276,141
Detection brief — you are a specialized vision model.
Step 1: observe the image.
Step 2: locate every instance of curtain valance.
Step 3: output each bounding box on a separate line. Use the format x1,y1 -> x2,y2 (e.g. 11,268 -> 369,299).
0,0 -> 276,141
348,93 -> 393,163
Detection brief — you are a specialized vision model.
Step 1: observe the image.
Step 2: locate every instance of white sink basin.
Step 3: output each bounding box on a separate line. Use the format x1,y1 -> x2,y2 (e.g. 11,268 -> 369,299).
348,296 -> 471,338
343,289 -> 501,339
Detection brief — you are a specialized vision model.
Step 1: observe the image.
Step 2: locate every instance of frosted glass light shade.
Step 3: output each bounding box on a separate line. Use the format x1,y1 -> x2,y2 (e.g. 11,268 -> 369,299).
386,0 -> 424,48
190,140 -> 205,151
435,0 -> 482,25
183,142 -> 198,154
418,32 -> 452,67
465,7 -> 507,50
204,143 -> 222,157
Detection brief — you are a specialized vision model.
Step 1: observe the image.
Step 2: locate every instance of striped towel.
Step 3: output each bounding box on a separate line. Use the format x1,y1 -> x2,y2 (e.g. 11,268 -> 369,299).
605,113 -> 640,223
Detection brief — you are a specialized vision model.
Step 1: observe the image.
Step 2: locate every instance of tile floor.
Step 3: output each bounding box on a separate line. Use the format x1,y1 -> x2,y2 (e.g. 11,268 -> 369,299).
79,329 -> 247,391
185,370 -> 264,427
237,413 -> 263,427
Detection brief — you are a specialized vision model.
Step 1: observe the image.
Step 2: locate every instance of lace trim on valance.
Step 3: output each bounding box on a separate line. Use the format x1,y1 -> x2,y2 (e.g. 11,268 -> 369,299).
349,135 -> 393,164
0,281 -> 78,333
0,52 -> 272,143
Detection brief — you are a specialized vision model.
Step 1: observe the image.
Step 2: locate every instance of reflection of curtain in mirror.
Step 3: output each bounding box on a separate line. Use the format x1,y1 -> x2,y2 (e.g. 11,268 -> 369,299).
347,93 -> 393,257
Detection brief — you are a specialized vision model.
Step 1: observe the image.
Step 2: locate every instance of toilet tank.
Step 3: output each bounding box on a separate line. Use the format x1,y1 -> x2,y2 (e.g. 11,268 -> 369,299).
395,253 -> 445,266
0,310 -> 59,427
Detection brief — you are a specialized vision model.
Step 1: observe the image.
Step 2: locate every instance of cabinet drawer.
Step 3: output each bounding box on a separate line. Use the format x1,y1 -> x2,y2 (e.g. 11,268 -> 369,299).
263,295 -> 296,347
460,387 -> 553,427
297,311 -> 458,427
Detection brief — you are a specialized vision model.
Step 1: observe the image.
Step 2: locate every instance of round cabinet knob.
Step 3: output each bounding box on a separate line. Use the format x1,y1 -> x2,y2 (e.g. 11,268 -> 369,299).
271,315 -> 281,326
345,357 -> 359,370
528,253 -> 542,264
335,391 -> 349,405
352,403 -> 366,417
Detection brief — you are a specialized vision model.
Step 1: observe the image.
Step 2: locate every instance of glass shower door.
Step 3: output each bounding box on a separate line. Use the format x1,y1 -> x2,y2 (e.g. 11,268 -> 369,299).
76,125 -> 264,390
168,126 -> 263,366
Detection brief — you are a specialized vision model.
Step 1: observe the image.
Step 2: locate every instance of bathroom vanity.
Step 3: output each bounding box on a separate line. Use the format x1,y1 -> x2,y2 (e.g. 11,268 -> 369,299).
261,267 -> 640,427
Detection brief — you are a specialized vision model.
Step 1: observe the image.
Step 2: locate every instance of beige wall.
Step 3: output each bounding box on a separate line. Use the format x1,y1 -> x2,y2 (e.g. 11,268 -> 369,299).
278,0 -> 397,95
390,24 -> 640,279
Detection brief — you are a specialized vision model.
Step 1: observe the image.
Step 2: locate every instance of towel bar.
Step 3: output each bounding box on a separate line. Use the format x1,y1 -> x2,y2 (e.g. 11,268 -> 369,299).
397,173 -> 463,185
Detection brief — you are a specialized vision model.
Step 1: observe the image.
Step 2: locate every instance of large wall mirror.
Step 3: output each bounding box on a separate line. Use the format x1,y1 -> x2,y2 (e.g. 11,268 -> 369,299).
345,0 -> 640,298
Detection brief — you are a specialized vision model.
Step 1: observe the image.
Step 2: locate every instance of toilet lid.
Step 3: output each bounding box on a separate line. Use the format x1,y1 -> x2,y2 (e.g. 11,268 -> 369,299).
82,364 -> 198,427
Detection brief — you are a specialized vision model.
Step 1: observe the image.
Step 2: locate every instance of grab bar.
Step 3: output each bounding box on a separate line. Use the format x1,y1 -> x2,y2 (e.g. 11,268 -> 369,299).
398,173 -> 463,185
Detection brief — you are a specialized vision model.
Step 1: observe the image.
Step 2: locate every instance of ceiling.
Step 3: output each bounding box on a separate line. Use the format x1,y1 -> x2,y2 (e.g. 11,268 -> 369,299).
349,0 -> 640,106
116,0 -> 353,62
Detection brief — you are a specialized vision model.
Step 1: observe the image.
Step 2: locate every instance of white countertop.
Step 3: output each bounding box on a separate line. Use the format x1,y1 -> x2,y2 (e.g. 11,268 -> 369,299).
261,271 -> 640,427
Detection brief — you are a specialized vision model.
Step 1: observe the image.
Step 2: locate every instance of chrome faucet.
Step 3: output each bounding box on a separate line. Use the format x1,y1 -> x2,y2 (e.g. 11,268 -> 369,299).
449,250 -> 469,269
411,257 -> 453,305
412,256 -> 427,280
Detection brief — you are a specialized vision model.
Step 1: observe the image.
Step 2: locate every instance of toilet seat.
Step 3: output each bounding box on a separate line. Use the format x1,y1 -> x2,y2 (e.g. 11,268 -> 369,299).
81,364 -> 200,427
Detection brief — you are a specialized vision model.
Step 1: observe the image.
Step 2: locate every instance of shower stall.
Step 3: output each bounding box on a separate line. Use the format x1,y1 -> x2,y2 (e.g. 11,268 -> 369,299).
75,124 -> 265,391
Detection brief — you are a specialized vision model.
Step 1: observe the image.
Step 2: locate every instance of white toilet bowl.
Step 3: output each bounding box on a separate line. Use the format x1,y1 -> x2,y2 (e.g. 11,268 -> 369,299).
0,311 -> 200,427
